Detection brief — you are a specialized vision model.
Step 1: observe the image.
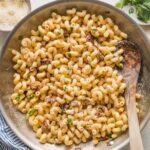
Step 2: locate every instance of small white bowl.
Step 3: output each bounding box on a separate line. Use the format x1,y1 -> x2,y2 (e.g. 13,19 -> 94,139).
0,0 -> 31,32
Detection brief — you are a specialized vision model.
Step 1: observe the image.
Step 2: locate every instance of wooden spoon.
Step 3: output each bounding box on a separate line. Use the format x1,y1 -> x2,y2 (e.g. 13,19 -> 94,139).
117,40 -> 144,150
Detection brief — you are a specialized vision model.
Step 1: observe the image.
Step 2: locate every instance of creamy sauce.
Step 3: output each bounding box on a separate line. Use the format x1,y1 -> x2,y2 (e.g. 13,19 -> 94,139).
0,0 -> 30,31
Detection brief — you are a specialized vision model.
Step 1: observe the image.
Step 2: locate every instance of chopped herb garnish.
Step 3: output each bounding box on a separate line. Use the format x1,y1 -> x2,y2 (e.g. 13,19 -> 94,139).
96,53 -> 104,61
66,52 -> 72,58
96,53 -> 101,59
18,35 -> 24,40
63,85 -> 67,91
27,93 -> 35,100
61,107 -> 65,113
57,29 -> 62,35
95,75 -> 104,79
129,7 -> 134,14
107,133 -> 112,139
116,63 -> 123,69
28,109 -> 38,116
91,28 -> 97,33
44,61 -> 49,65
16,94 -> 21,103
27,72 -> 31,77
67,118 -> 73,125
70,26 -> 74,30
67,69 -> 71,76
68,53 -> 72,57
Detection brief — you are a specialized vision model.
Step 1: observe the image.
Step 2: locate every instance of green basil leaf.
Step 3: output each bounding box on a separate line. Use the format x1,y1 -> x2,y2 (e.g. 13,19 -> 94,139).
136,4 -> 150,22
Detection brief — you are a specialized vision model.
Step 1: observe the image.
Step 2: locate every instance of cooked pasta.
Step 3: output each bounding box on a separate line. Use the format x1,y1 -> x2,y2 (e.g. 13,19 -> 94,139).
11,8 -> 130,146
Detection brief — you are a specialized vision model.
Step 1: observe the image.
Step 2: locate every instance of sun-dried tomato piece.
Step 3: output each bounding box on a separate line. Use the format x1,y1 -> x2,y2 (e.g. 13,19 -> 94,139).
100,137 -> 109,141
29,82 -> 42,90
86,34 -> 95,42
64,30 -> 69,38
41,41 -> 46,47
71,100 -> 80,107
41,58 -> 52,65
42,119 -> 49,132
46,94 -> 56,104
82,99 -> 89,109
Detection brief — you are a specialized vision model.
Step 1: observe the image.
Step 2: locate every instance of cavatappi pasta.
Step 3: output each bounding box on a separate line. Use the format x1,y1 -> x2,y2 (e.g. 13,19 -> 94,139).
11,8 -> 130,146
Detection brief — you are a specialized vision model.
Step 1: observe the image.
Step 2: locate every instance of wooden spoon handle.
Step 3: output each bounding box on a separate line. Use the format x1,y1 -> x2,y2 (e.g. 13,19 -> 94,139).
126,81 -> 144,150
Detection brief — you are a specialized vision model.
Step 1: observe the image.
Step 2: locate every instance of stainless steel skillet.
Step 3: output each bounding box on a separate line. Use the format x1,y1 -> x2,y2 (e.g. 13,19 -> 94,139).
0,0 -> 150,150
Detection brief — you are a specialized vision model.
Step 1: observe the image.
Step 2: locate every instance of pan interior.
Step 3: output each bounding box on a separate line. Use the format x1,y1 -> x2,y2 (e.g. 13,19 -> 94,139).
0,1 -> 150,150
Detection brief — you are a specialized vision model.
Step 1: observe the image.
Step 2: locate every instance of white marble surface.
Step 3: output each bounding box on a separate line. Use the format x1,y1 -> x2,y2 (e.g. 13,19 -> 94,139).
0,0 -> 150,150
